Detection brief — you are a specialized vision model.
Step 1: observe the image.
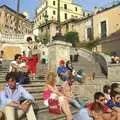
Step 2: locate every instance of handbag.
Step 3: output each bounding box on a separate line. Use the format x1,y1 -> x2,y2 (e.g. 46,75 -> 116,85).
48,99 -> 61,114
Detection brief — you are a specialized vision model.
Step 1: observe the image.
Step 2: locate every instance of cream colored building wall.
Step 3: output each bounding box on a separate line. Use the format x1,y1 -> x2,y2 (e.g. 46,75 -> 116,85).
74,21 -> 86,42
35,0 -> 83,25
61,18 -> 92,42
93,5 -> 120,39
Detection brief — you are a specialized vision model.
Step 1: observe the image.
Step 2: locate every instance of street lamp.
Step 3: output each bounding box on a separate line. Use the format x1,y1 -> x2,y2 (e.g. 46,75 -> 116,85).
57,0 -> 61,34
43,11 -> 49,44
53,0 -> 65,41
17,0 -> 20,12
16,0 -> 20,33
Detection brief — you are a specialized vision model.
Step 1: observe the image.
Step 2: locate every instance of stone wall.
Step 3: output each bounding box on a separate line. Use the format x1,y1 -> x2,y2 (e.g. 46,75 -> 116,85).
74,64 -> 120,100
108,64 -> 120,83
48,40 -> 72,72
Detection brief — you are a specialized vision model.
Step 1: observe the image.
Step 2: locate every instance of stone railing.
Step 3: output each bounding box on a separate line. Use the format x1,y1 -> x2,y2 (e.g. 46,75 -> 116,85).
0,33 -> 27,44
93,53 -> 108,78
78,48 -> 95,62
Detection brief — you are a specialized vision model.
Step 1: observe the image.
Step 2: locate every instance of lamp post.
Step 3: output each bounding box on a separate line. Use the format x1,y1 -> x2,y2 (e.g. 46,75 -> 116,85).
43,12 -> 48,44
53,0 -> 65,40
16,0 -> 20,33
17,0 -> 20,12
57,0 -> 61,34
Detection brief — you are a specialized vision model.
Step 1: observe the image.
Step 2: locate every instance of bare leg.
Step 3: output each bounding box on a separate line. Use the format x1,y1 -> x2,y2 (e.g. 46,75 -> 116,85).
59,96 -> 73,120
0,111 -> 5,120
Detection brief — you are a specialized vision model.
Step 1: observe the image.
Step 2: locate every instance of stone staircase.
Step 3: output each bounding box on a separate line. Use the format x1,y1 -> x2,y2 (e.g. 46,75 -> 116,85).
71,48 -> 106,79
0,62 -> 79,120
0,56 -> 107,119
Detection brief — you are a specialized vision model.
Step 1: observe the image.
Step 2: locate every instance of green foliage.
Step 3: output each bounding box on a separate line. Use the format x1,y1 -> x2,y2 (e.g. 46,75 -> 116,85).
79,38 -> 101,50
35,33 -> 50,44
64,31 -> 79,47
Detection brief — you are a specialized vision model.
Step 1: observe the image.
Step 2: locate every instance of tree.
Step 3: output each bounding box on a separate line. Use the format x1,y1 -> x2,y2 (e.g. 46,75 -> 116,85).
64,31 -> 79,47
35,33 -> 50,44
79,37 -> 101,51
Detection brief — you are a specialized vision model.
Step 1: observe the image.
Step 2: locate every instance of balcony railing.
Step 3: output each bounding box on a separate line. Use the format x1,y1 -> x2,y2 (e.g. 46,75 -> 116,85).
0,33 -> 27,44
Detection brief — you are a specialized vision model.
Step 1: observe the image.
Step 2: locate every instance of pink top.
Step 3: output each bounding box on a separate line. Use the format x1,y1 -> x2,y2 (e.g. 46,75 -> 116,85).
43,89 -> 52,100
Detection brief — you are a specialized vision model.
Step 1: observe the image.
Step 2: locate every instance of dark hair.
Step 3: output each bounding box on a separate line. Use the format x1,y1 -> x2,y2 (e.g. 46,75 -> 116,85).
26,36 -> 32,42
94,92 -> 105,101
5,72 -> 16,81
66,60 -> 73,72
110,90 -> 119,98
14,54 -> 21,60
111,83 -> 119,92
92,102 -> 104,112
103,85 -> 111,94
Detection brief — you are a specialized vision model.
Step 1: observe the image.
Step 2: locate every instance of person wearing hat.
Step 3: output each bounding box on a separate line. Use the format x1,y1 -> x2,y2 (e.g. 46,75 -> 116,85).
57,60 -> 68,81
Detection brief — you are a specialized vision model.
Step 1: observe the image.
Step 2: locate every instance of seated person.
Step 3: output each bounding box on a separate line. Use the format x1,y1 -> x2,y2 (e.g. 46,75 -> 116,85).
75,92 -> 118,120
9,54 -> 29,84
66,60 -> 84,83
43,72 -> 73,120
103,85 -> 111,102
111,55 -> 120,64
0,72 -> 36,120
62,71 -> 82,109
57,60 -> 68,81
107,90 -> 120,109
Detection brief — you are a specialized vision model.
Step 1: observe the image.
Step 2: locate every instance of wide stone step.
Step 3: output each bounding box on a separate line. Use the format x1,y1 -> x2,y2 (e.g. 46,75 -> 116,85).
37,106 -> 78,120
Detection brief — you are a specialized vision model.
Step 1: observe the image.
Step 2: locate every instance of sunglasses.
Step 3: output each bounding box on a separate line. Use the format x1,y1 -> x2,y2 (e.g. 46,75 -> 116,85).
99,99 -> 105,102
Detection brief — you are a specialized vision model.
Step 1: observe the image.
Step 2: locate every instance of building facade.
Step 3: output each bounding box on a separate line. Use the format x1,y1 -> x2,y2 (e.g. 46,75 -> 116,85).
0,5 -> 33,34
35,0 -> 84,26
93,3 -> 120,52
34,2 -> 120,53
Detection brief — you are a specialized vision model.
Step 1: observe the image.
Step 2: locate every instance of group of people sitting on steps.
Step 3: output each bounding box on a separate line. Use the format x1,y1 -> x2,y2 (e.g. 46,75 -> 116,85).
44,63 -> 120,120
0,36 -> 40,120
0,55 -> 120,120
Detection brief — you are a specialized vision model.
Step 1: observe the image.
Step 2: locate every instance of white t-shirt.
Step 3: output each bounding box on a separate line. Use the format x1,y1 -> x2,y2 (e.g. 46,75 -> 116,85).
9,61 -> 18,72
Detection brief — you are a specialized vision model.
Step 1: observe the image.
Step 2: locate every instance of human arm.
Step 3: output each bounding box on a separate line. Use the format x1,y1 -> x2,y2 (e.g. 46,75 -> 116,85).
47,84 -> 63,96
20,86 -> 34,102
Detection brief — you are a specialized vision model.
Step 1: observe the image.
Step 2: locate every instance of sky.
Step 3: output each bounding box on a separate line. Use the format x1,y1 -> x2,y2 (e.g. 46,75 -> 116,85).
0,0 -> 119,20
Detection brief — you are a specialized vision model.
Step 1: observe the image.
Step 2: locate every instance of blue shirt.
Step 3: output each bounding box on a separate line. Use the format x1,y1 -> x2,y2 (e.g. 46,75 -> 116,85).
107,99 -> 120,109
57,66 -> 68,81
0,83 -> 34,108
57,66 -> 67,74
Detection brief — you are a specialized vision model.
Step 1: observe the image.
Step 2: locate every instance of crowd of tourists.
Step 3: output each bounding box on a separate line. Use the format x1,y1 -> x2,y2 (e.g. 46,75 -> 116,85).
43,59 -> 120,120
0,37 -> 120,120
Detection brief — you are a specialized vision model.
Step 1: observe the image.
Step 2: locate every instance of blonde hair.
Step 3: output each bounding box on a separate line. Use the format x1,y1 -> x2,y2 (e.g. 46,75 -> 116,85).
45,72 -> 56,87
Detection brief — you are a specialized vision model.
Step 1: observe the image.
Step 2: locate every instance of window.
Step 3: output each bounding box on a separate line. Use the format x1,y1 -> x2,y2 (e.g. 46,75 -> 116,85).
75,7 -> 77,11
64,4 -> 67,9
87,28 -> 93,41
53,10 -> 56,15
66,24 -> 69,31
64,13 -> 67,19
101,20 -> 107,38
53,1 -> 55,5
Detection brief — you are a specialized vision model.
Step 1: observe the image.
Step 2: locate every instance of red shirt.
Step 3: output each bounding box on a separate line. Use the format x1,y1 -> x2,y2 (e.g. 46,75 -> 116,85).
86,102 -> 110,113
